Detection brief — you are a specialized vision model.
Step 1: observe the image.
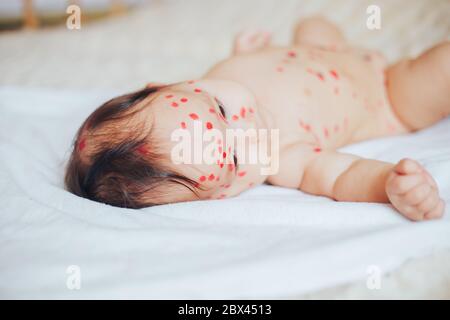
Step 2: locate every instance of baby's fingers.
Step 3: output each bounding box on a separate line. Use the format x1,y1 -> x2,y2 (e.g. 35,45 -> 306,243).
386,173 -> 423,195
424,199 -> 445,220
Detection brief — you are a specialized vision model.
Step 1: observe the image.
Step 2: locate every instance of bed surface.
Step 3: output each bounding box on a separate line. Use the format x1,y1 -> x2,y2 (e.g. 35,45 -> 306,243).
0,86 -> 449,298
0,0 -> 449,298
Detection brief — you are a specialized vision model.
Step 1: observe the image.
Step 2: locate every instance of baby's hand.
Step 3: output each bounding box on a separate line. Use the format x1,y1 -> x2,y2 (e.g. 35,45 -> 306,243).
233,29 -> 271,54
386,159 -> 445,221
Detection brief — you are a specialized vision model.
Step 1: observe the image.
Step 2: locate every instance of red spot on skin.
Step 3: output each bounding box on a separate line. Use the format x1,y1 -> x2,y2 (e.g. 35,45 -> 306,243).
232,115 -> 239,121
137,145 -> 148,154
206,122 -> 213,130
240,107 -> 246,118
304,124 -> 311,131
222,152 -> 227,159
316,72 -> 325,81
323,127 -> 329,138
238,171 -> 246,177
209,108 -> 215,113
228,164 -> 235,172
218,146 -> 222,153
208,174 -> 215,181
181,122 -> 187,129
287,50 -> 296,58
199,176 -> 206,182
78,138 -> 86,151
171,102 -> 178,107
189,113 -> 199,120
194,88 -> 202,93
215,176 -> 220,181
313,147 -> 322,153
165,94 -> 173,99
249,107 -> 254,113
219,163 -> 224,169
276,66 -> 284,73
334,124 -> 340,132
224,184 -> 230,189
329,70 -> 339,79
334,87 -> 339,95
180,97 -> 188,103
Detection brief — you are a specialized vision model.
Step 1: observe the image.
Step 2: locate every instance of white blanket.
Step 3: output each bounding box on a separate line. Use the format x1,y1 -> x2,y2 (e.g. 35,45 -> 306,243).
0,86 -> 449,299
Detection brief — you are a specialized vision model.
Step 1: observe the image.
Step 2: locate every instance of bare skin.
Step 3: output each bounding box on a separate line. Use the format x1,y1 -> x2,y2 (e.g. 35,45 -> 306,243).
144,17 -> 448,220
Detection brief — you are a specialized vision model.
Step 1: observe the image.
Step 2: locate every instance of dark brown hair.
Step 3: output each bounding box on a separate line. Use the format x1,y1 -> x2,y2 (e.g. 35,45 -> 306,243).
65,86 -> 198,208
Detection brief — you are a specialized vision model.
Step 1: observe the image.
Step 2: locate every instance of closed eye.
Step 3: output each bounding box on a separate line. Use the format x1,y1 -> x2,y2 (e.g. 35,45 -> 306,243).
215,97 -> 226,117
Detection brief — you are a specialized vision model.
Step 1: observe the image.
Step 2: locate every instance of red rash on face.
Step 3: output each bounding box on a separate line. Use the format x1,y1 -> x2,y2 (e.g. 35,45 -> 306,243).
199,176 -> 206,182
287,51 -> 297,58
165,94 -> 174,99
240,107 -> 246,118
313,147 -> 322,153
194,88 -> 202,93
208,174 -> 215,181
189,113 -> 199,120
329,70 -> 339,79
78,138 -> 86,151
171,102 -> 179,107
180,122 -> 187,129
323,127 -> 329,138
276,67 -> 284,73
238,171 -> 247,177
316,72 -> 325,81
206,122 -> 213,130
222,152 -> 227,158
180,98 -> 188,103
248,107 -> 254,113
228,164 -> 235,172
232,115 -> 239,121
209,108 -> 215,113
219,163 -> 224,169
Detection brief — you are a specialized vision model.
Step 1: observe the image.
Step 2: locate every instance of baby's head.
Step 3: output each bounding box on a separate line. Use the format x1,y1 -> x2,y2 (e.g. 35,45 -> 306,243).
65,80 -> 266,208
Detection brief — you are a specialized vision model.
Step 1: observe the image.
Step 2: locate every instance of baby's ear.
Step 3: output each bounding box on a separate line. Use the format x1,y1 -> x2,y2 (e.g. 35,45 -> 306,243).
145,82 -> 165,88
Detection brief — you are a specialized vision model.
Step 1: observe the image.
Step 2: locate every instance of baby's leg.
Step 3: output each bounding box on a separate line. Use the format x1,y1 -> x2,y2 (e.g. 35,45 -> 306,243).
292,16 -> 346,48
386,41 -> 450,131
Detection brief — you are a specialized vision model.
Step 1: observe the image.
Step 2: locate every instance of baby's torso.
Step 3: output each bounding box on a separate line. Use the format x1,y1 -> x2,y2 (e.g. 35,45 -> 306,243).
205,45 -> 407,186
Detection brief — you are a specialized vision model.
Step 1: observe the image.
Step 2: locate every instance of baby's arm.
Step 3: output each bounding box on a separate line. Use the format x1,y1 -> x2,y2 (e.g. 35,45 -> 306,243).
300,152 -> 444,220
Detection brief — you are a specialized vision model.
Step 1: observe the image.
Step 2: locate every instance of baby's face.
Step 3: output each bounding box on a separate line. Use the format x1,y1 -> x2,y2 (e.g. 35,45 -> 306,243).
146,79 -> 268,201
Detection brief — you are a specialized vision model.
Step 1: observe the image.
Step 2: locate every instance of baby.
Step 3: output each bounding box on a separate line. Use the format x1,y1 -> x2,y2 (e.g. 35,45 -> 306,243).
65,17 -> 449,221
